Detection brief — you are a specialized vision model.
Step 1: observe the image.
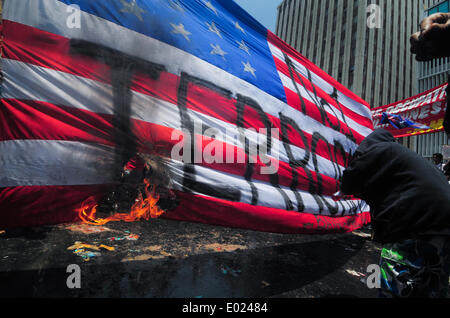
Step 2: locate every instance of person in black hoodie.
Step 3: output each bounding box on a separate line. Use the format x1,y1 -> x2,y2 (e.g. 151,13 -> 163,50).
341,128 -> 450,297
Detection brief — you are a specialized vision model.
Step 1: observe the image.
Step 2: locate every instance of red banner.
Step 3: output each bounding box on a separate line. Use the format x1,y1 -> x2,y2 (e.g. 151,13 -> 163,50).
0,0 -> 372,231
372,83 -> 447,138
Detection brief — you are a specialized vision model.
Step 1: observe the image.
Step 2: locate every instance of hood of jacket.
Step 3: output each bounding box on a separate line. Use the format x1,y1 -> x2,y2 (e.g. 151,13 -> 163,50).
354,129 -> 395,156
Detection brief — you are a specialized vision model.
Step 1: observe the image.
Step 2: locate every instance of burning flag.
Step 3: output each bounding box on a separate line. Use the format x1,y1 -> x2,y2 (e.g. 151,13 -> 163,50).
77,153 -> 175,225
0,0 -> 373,233
78,178 -> 165,226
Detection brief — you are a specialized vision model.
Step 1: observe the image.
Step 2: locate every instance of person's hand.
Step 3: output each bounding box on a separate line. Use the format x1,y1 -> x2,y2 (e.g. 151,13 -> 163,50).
410,13 -> 450,61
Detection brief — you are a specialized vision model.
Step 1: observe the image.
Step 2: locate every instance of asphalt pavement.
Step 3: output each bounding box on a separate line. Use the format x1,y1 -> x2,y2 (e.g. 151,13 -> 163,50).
0,218 -> 381,298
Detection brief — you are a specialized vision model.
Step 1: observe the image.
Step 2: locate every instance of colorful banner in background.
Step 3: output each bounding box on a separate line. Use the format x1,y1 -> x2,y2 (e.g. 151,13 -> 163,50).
0,0 -> 372,232
372,83 -> 448,138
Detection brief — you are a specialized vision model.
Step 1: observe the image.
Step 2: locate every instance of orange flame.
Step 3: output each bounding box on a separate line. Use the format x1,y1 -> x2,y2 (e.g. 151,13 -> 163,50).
78,179 -> 165,226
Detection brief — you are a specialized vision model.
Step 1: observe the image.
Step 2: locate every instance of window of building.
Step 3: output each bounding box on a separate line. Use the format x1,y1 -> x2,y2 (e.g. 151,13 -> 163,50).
283,0 -> 291,41
313,0 -> 322,60
294,0 -> 302,50
288,0 -> 297,46
428,0 -> 449,15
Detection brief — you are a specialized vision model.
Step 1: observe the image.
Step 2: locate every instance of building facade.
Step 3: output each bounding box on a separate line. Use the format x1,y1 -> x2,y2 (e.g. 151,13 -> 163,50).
276,0 -> 449,159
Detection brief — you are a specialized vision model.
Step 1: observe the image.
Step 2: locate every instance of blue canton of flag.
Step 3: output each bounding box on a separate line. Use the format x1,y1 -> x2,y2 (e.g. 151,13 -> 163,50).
58,0 -> 288,103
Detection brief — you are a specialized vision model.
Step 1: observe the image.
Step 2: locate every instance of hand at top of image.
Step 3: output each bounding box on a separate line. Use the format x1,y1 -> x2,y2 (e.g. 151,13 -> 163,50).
410,12 -> 450,61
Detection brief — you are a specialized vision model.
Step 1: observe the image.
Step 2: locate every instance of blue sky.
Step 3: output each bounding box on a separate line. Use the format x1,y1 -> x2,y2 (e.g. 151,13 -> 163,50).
233,0 -> 283,32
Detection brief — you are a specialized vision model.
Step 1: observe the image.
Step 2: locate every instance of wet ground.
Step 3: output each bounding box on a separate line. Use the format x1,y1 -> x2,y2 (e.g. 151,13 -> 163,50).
0,219 -> 381,298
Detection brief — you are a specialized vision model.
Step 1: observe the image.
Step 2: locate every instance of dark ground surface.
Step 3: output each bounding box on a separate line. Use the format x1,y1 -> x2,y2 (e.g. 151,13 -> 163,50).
0,218 -> 381,298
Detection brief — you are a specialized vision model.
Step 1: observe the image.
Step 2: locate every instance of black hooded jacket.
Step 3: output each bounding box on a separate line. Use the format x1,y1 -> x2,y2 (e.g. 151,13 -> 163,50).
341,129 -> 450,244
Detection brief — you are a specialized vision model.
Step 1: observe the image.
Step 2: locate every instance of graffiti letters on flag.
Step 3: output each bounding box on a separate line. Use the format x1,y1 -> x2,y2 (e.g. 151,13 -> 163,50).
0,0 -> 372,232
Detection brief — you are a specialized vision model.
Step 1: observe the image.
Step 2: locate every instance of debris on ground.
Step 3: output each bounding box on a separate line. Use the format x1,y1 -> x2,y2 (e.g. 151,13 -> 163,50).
142,245 -> 162,252
73,249 -> 101,262
160,251 -> 172,257
352,231 -> 371,239
67,241 -> 115,261
121,254 -> 165,262
220,264 -> 241,277
68,242 -> 99,251
60,223 -> 117,234
126,234 -> 140,240
261,281 -> 271,288
108,233 -> 140,241
99,244 -> 116,251
0,218 -> 383,298
121,246 -> 174,262
128,249 -> 141,253
203,243 -> 247,252
109,236 -> 125,241
122,251 -> 170,262
345,269 -> 366,277
67,241 -> 114,251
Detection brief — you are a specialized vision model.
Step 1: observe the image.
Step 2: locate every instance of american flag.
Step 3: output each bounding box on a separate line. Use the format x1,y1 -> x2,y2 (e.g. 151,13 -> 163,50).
381,112 -> 431,130
0,0 -> 373,232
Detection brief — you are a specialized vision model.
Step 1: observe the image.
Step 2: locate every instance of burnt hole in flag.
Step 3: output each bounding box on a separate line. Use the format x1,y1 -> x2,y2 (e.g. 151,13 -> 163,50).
70,39 -> 177,222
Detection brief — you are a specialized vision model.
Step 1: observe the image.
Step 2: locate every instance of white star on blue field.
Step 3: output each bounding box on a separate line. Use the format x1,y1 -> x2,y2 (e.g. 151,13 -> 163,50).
60,0 -> 288,102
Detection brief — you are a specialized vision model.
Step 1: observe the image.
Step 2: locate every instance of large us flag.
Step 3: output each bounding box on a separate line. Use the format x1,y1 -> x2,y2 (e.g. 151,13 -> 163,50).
0,0 -> 373,232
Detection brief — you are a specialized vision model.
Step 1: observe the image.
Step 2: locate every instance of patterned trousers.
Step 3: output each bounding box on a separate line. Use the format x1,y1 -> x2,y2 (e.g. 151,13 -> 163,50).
379,236 -> 450,298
